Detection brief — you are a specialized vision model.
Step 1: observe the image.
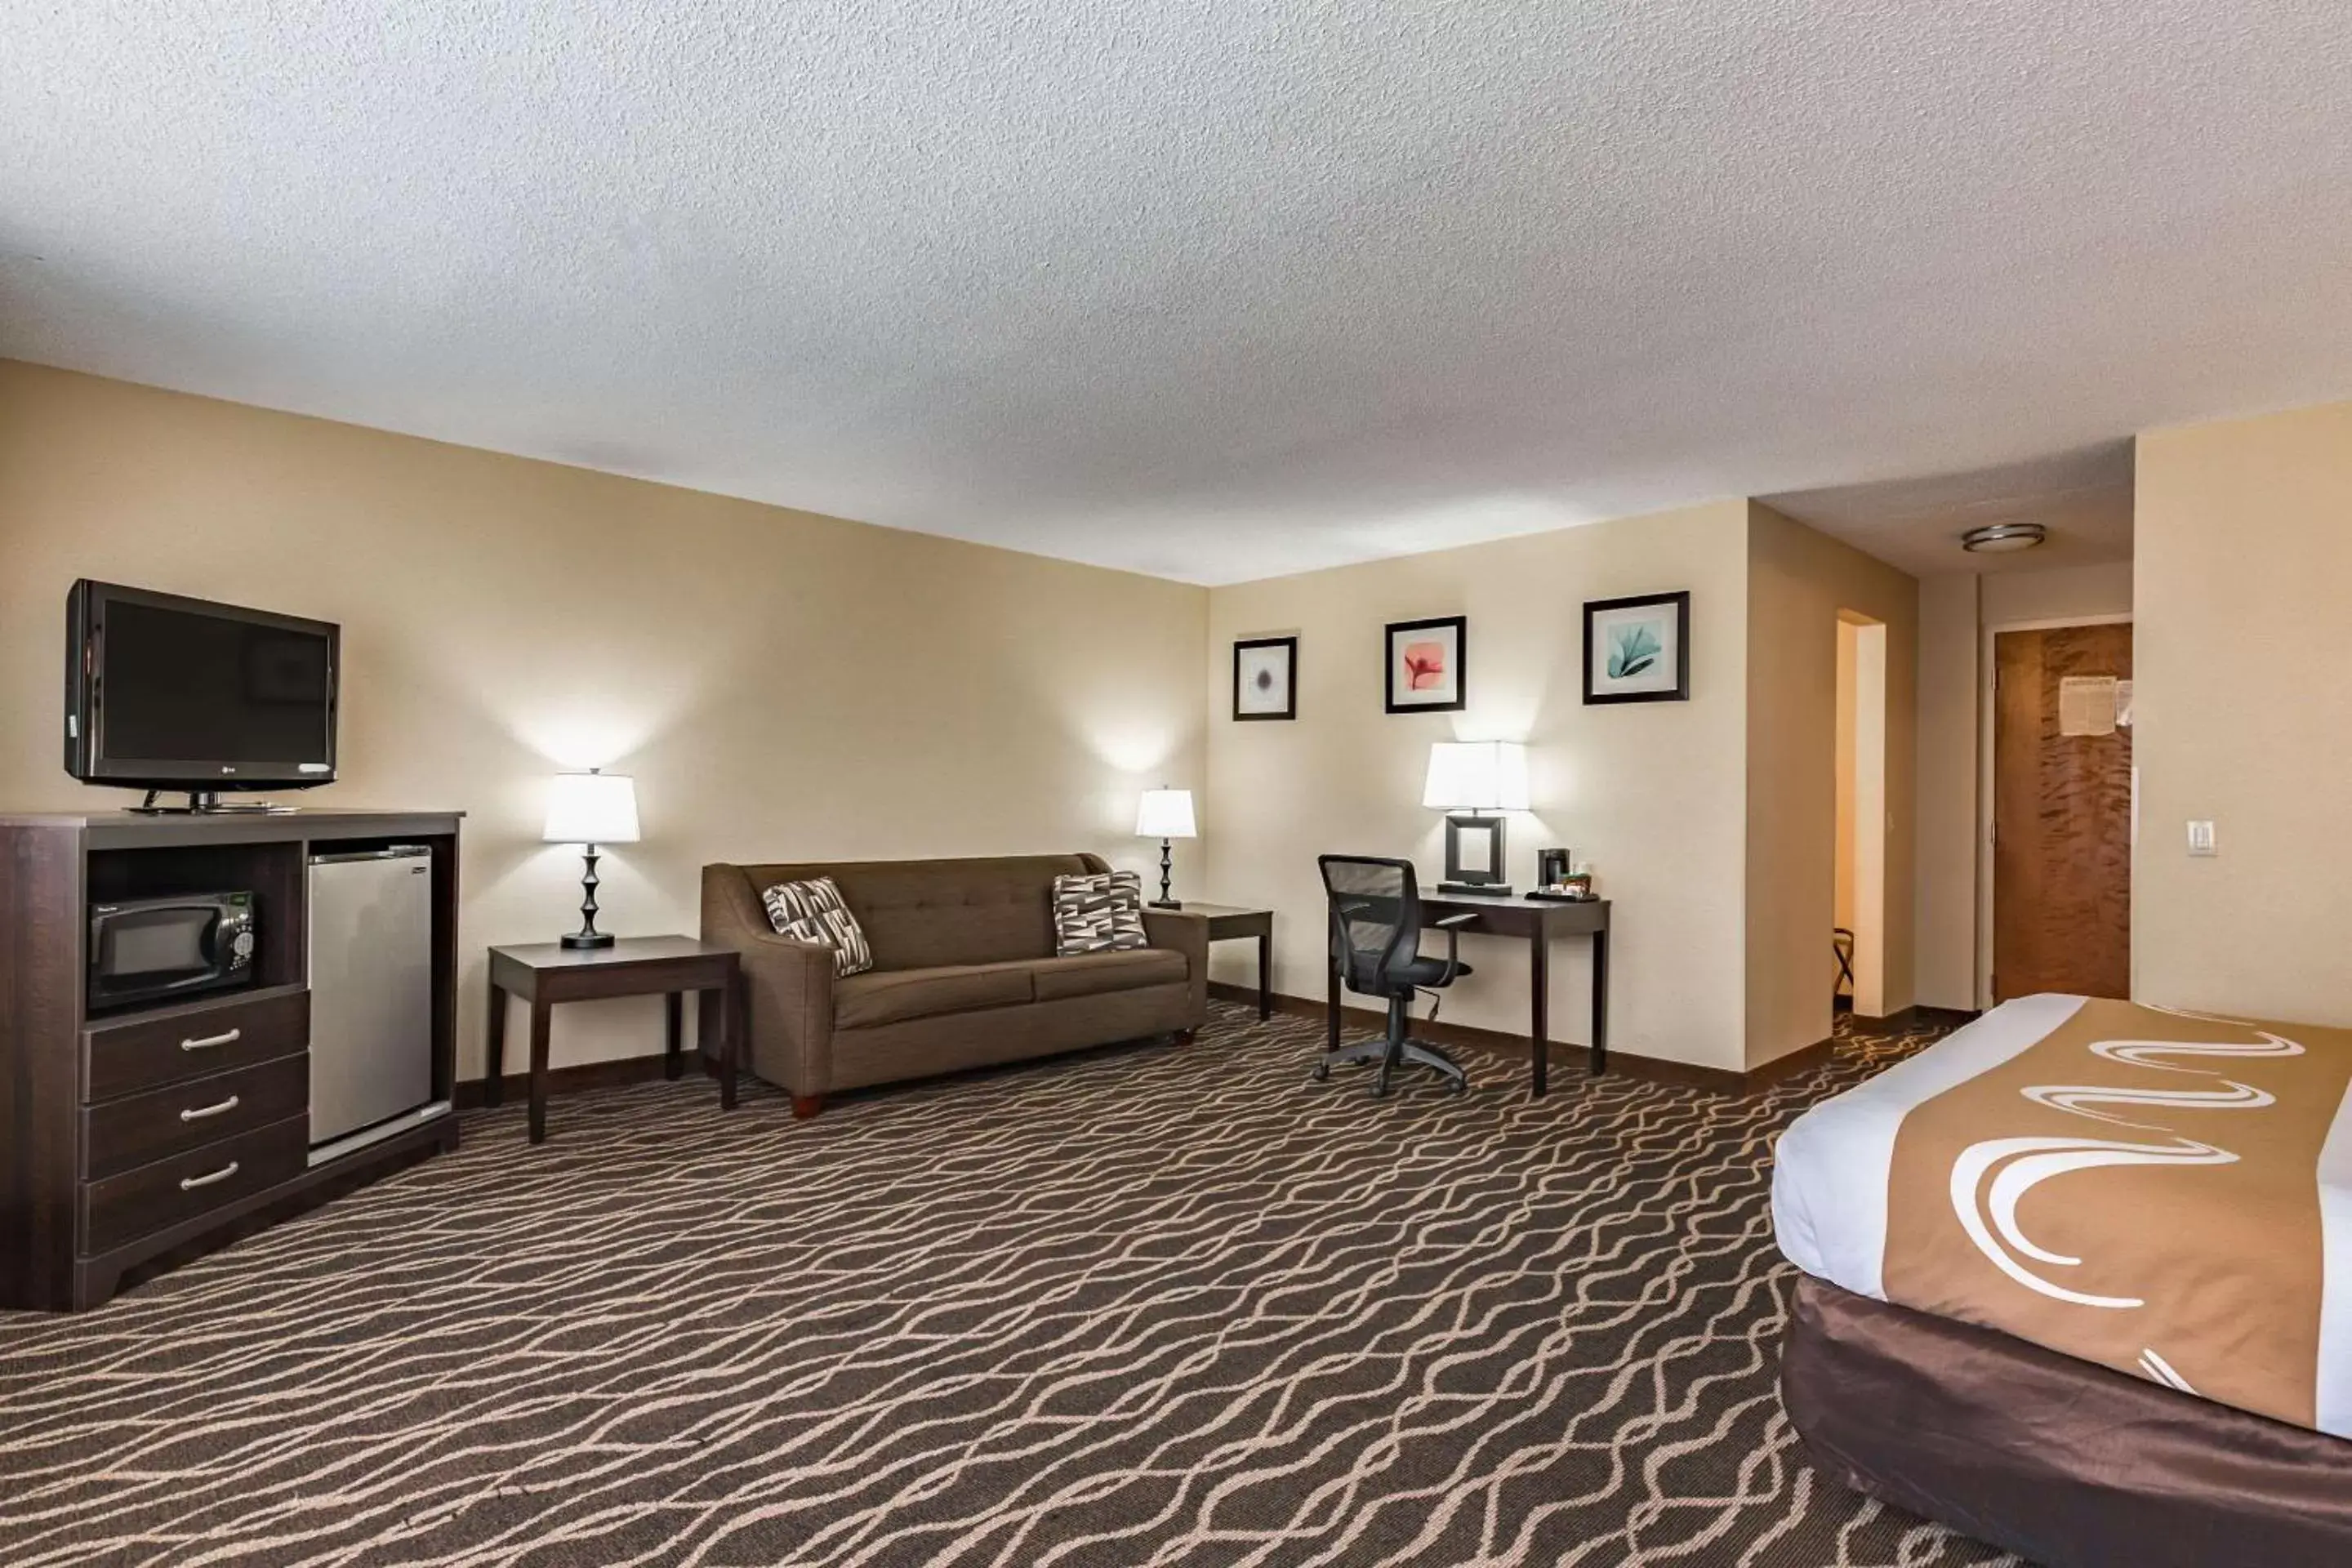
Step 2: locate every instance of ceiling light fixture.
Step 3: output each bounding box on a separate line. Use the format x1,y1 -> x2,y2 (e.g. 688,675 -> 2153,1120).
1960,522 -> 2047,554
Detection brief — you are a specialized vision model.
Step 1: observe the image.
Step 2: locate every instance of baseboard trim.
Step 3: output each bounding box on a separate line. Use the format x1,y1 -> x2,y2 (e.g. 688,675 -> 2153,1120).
453,991 -> 1975,1111
1209,980 -> 1756,1094
1742,1034 -> 1840,1089
454,1051 -> 706,1111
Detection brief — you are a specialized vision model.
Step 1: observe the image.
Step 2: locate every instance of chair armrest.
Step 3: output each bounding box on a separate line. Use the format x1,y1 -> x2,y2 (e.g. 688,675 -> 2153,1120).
1431,912 -> 1477,986
700,865 -> 838,1095
1142,907 -> 1210,1028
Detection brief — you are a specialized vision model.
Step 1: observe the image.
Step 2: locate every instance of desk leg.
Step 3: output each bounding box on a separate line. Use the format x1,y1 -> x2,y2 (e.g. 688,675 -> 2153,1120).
664,991 -> 684,1081
485,982 -> 507,1107
1257,931 -> 1272,1021
1326,959 -> 1341,1052
528,995 -> 553,1145
1530,930 -> 1550,1099
1591,927 -> 1610,1076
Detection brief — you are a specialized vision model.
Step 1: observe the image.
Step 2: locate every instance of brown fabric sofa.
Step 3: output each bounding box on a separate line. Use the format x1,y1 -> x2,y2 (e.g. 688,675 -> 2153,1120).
700,853 -> 1209,1116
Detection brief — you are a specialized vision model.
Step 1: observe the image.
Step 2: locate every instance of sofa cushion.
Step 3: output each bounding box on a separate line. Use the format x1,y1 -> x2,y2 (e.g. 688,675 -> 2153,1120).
832,961 -> 1034,1030
1050,871 -> 1150,956
1030,947 -> 1188,1003
732,855 -> 1104,970
761,876 -> 875,977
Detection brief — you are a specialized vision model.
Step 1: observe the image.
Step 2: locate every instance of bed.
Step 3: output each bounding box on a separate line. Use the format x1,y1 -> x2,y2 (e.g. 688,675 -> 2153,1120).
1773,994 -> 2352,1567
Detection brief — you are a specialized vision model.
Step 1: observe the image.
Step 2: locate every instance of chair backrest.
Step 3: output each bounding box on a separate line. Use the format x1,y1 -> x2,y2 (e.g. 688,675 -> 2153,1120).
1318,854 -> 1422,997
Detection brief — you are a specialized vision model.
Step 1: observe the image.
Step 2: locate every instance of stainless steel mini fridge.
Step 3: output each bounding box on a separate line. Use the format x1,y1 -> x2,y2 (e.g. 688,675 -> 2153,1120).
308,846 -> 441,1160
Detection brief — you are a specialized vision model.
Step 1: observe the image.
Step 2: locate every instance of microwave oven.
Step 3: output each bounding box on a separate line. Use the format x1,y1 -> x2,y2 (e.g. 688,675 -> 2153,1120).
87,891 -> 258,1010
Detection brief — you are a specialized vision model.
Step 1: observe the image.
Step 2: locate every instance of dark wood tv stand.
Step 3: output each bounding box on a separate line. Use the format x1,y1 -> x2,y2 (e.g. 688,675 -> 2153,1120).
0,808 -> 463,1311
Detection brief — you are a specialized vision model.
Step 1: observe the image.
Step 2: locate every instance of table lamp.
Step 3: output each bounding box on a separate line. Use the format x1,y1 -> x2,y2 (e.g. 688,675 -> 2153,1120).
543,768 -> 640,948
1423,741 -> 1528,896
1134,788 -> 1197,908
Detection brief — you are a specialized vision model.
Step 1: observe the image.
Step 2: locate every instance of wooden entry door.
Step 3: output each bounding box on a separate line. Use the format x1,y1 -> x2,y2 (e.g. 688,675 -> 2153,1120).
1992,623 -> 2133,1001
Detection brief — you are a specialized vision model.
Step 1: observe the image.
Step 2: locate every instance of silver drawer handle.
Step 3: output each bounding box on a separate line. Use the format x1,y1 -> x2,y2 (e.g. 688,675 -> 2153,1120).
179,1161 -> 240,1191
180,1028 -> 242,1053
180,1095 -> 241,1122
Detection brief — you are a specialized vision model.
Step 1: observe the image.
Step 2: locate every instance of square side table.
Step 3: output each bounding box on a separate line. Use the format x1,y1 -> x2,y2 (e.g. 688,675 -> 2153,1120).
487,936 -> 742,1143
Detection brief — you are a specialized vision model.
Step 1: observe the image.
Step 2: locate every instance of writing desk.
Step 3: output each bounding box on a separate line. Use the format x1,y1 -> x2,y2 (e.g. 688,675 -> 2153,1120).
1324,893 -> 1610,1096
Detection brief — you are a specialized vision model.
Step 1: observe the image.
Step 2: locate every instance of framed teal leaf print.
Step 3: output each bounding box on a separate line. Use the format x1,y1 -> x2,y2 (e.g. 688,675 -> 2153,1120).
1584,591 -> 1690,704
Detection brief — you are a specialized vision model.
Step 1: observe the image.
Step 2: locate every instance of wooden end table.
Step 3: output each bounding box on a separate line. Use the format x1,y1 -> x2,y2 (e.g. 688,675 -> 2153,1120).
487,936 -> 742,1143
1182,902 -> 1275,1020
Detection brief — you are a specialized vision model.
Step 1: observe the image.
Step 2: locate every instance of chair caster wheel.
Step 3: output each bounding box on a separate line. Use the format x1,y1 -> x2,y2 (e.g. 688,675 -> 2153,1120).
1450,1078 -> 1468,1096
1312,1062 -> 1330,1081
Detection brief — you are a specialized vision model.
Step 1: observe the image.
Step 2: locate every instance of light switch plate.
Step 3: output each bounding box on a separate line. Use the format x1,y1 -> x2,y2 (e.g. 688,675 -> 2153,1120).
2187,820 -> 2217,857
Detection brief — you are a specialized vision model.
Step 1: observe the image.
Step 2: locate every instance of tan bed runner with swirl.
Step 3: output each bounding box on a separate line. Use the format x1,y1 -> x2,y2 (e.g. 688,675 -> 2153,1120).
1882,998 -> 2352,1431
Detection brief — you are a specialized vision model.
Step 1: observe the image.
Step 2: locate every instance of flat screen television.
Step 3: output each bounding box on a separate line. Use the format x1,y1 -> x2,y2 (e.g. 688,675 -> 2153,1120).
64,581 -> 339,800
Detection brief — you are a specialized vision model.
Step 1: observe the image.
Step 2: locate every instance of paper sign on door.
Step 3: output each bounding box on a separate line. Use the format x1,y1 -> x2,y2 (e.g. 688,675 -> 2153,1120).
2059,675 -> 2119,737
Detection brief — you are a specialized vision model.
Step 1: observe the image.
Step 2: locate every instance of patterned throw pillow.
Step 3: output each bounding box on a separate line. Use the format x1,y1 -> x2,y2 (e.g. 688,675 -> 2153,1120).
760,876 -> 875,977
1051,871 -> 1150,956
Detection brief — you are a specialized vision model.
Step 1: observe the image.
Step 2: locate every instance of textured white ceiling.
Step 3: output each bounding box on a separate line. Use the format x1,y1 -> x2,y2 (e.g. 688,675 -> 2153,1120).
1767,443 -> 2135,579
4,3 -> 2350,585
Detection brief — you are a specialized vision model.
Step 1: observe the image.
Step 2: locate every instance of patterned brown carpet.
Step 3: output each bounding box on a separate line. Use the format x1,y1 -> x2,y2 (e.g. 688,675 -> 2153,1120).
0,1003 -> 2018,1567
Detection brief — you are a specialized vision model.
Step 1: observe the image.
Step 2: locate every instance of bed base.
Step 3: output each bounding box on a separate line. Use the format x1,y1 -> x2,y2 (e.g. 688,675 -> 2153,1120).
1784,1275 -> 2352,1568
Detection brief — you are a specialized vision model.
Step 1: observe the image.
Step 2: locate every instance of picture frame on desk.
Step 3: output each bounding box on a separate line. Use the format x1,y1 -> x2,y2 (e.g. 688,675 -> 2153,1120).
1439,813 -> 1508,895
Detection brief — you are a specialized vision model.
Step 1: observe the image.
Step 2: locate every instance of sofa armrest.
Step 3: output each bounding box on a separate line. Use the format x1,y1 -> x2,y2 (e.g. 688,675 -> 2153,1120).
1142,908 -> 1211,1028
701,865 -> 837,1096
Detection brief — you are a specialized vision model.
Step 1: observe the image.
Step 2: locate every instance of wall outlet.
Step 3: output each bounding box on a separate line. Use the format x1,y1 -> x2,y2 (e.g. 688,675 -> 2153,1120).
2187,820 -> 2217,857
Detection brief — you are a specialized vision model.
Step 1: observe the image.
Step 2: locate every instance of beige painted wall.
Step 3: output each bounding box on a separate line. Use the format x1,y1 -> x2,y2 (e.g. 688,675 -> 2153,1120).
0,361 -> 1209,1076
1913,572 -> 1980,1009
1204,501 -> 1756,1071
1847,619 -> 1890,1018
1745,503 -> 1917,1065
2135,400 -> 2352,1025
1834,621 -> 1858,937
1980,560 -> 2133,626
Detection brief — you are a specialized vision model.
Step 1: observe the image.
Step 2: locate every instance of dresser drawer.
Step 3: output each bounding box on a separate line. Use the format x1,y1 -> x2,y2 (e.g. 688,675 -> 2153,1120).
82,1116 -> 309,1256
82,987 -> 310,1104
82,1054 -> 311,1182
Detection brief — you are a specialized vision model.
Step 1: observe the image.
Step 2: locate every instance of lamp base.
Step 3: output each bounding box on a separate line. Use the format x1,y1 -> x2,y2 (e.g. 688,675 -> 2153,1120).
1148,898 -> 1183,910
562,844 -> 615,951
1437,881 -> 1513,898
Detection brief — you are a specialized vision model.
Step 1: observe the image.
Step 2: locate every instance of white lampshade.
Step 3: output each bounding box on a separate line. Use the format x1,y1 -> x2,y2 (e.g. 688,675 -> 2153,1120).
543,770 -> 640,844
1422,742 -> 1530,813
1135,788 -> 1198,839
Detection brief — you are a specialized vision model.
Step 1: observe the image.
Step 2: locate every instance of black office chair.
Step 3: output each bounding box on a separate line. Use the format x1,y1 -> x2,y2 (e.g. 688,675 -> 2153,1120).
1316,854 -> 1476,1097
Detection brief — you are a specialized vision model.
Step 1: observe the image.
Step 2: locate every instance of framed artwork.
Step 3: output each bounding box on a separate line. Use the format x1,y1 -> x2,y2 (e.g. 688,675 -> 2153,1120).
1232,635 -> 1297,720
1441,813 -> 1507,891
1384,616 -> 1466,714
1584,590 -> 1690,704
